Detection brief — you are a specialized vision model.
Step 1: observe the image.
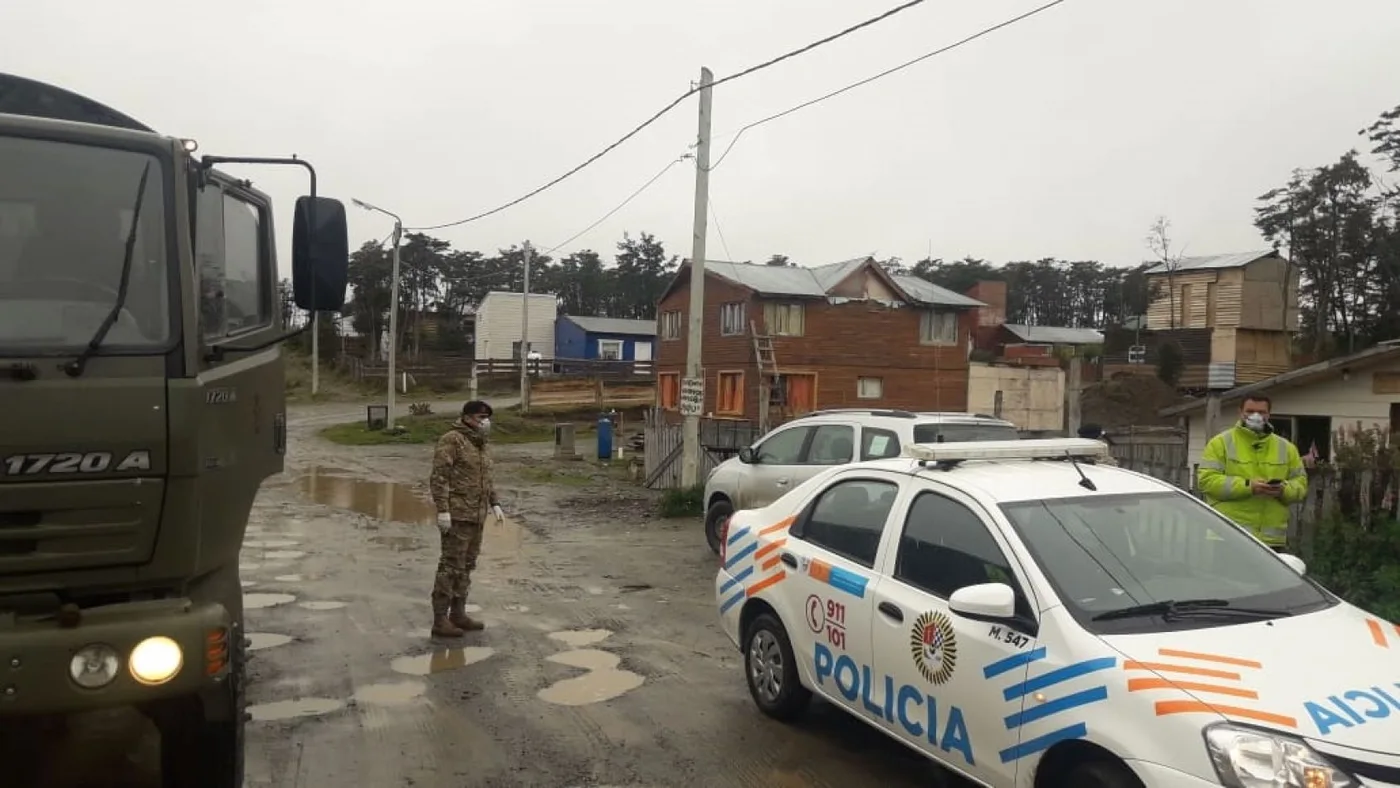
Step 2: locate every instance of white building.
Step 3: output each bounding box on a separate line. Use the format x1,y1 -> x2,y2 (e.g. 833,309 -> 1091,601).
473,291 -> 558,361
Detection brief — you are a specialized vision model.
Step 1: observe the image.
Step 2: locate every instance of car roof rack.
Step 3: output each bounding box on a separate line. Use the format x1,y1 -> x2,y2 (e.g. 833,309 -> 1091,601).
801,408 -> 919,420
902,438 -> 1109,469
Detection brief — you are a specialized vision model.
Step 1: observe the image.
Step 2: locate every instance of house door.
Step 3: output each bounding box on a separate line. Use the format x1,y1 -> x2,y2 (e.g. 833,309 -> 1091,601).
634,340 -> 653,375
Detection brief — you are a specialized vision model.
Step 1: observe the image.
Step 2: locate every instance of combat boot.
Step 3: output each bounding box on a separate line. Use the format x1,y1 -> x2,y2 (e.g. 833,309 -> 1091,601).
450,598 -> 485,631
432,611 -> 465,638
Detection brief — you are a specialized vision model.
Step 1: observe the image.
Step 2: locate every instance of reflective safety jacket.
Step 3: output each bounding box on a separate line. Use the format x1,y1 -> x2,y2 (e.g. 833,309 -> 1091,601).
1196,424 -> 1307,546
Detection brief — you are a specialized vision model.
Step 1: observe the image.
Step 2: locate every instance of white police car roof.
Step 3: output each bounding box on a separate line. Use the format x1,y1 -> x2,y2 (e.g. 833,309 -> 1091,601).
845,439 -> 1176,504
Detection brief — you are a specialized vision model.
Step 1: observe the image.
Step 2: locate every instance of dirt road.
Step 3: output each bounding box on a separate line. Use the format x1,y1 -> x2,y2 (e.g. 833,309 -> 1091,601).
32,400 -> 957,787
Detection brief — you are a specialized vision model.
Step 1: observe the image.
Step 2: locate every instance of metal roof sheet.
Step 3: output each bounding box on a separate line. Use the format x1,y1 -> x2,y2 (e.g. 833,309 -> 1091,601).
1143,250 -> 1279,275
561,315 -> 656,336
891,275 -> 985,308
811,257 -> 870,291
1001,324 -> 1104,345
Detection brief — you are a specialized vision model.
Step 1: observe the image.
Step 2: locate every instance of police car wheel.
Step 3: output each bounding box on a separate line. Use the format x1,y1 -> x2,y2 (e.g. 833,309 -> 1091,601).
1064,758 -> 1143,788
744,612 -> 810,721
705,499 -> 733,554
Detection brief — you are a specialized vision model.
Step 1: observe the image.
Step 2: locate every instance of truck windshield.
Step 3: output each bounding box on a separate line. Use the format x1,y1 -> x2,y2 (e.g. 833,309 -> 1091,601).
999,492 -> 1332,633
0,136 -> 170,354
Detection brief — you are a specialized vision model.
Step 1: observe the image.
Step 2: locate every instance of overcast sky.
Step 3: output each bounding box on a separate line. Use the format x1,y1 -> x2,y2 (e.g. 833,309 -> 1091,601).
6,0 -> 1399,278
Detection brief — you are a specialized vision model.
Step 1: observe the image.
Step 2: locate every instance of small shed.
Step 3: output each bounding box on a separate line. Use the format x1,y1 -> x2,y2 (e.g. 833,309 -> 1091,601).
555,315 -> 656,362
473,291 -> 558,361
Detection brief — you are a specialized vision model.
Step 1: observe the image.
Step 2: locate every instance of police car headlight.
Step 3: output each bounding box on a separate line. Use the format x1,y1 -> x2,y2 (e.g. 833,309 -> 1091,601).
69,644 -> 121,689
1204,723 -> 1358,788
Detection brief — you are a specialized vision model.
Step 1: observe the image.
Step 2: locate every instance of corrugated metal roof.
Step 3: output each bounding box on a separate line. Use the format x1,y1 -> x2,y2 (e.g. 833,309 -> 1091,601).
1002,324 -> 1104,345
702,260 -> 830,297
892,275 -> 985,308
561,315 -> 656,336
811,257 -> 870,291
1143,250 -> 1279,275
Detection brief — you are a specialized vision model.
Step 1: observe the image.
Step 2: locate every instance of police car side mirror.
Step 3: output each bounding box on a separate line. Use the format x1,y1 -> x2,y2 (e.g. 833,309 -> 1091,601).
738,446 -> 756,464
1277,553 -> 1307,576
948,583 -> 1016,621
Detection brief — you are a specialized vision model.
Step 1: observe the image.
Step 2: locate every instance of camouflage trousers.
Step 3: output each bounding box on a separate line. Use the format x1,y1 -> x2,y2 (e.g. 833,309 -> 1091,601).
431,519 -> 484,614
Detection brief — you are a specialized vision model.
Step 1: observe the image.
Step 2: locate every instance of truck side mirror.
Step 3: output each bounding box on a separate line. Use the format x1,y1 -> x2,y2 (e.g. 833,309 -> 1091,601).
292,196 -> 349,312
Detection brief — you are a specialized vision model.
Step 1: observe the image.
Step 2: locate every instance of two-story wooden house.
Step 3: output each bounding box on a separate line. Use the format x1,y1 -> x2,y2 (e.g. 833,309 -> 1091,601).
1143,249 -> 1299,389
653,257 -> 984,430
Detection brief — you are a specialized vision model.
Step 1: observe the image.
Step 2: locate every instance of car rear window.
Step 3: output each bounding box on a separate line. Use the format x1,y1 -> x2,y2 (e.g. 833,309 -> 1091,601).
912,422 -> 1019,443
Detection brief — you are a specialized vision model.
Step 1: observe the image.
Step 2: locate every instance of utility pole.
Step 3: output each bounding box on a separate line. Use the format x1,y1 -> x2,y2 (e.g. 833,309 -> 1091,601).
386,221 -> 403,428
520,241 -> 532,414
680,66 -> 714,489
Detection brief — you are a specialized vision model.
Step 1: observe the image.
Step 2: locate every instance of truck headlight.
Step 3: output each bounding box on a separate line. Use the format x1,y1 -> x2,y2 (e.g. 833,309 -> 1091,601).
1205,723 -> 1358,788
69,644 -> 121,689
129,636 -> 183,686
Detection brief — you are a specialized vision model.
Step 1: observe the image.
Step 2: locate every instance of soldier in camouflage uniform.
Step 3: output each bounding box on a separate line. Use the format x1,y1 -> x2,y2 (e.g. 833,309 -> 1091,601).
429,400 -> 503,638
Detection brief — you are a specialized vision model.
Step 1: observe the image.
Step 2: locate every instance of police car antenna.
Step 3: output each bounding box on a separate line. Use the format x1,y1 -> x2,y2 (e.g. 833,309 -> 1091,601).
1065,450 -> 1097,491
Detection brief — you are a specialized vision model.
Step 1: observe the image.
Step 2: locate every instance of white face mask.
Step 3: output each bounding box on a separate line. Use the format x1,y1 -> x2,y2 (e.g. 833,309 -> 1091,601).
1243,413 -> 1267,432
477,417 -> 492,435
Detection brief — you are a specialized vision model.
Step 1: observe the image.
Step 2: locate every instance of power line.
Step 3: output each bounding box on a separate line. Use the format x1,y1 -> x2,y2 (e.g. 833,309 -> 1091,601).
707,0 -> 1070,172
407,0 -> 928,232
707,193 -> 734,261
542,153 -> 692,256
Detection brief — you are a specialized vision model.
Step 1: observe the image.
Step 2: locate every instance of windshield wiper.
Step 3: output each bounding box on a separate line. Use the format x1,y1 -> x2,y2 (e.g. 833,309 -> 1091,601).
1092,598 -> 1293,622
64,161 -> 153,378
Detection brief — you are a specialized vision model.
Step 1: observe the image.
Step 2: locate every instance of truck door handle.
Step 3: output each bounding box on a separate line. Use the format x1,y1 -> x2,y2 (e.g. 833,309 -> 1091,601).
878,602 -> 904,622
780,552 -> 797,568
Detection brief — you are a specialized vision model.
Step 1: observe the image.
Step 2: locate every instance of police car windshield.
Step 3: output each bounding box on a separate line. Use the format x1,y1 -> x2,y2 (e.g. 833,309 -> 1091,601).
999,492 -> 1332,633
0,136 -> 171,355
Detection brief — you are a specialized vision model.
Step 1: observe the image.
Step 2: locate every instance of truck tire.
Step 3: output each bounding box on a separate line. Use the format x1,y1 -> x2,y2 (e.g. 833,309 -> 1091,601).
159,620 -> 246,788
705,498 -> 733,554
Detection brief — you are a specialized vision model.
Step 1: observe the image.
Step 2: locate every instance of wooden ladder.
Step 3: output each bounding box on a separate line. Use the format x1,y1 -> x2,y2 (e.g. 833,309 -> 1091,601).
751,320 -> 782,434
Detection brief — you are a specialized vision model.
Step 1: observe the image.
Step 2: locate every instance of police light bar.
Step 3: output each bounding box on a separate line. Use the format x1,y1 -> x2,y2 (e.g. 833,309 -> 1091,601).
902,438 -> 1110,463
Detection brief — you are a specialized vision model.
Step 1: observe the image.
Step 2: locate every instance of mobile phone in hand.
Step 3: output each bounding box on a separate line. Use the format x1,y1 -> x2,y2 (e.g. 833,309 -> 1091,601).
1267,479 -> 1283,486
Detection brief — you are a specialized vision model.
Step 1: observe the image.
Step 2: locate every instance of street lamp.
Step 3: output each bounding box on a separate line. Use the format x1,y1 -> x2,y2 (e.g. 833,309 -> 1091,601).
352,198 -> 403,430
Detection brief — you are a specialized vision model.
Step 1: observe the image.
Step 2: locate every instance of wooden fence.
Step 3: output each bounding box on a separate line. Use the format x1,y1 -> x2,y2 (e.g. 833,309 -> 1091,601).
529,376 -> 657,412
643,410 -> 759,490
475,357 -> 653,378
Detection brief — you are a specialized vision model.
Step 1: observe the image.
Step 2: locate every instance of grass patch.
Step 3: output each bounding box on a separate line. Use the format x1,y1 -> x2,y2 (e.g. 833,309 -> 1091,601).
319,407 -> 598,447
658,484 -> 704,518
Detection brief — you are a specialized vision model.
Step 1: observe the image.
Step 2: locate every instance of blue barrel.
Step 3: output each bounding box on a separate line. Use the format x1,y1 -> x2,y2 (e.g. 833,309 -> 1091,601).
596,412 -> 614,460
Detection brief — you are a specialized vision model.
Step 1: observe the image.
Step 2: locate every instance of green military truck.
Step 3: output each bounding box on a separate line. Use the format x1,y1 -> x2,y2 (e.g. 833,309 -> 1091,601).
0,73 -> 350,786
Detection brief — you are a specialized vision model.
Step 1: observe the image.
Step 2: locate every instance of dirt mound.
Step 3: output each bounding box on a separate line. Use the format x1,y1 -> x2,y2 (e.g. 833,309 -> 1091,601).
1080,372 -> 1183,428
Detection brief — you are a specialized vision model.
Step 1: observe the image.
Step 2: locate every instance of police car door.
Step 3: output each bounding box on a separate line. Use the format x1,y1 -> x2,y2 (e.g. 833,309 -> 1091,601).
780,469 -> 903,717
869,483 -> 1042,787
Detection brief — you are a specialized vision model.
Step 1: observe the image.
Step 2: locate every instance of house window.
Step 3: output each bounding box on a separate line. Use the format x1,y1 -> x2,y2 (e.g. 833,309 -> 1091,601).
511,340 -> 532,360
919,310 -> 957,345
658,372 -> 680,410
598,339 -> 623,360
717,371 -> 745,415
764,303 -> 805,336
857,377 -> 883,399
720,302 -> 746,336
661,310 -> 683,340
771,372 -> 817,414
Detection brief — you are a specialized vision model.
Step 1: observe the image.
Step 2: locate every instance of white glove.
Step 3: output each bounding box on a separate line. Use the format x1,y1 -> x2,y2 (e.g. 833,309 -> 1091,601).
492,505 -> 505,521
436,513 -> 451,535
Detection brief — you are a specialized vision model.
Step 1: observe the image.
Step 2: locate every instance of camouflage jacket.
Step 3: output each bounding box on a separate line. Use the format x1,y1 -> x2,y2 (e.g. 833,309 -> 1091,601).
430,419 -> 499,522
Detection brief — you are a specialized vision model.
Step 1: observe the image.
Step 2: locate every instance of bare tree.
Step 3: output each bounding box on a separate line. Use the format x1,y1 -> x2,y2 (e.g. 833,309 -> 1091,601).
1146,216 -> 1184,329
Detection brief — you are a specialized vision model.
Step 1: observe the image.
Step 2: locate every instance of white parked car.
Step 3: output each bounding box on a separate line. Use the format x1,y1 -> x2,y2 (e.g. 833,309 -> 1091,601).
714,438 -> 1398,788
702,409 -> 1020,552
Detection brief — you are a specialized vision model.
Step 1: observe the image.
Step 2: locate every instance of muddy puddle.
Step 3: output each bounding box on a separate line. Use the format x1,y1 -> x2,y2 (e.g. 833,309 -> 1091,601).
299,600 -> 347,611
244,593 -> 296,610
390,646 -> 496,676
294,465 -> 527,551
247,697 -> 344,722
548,629 -> 611,648
247,633 -> 294,651
352,680 -> 426,706
538,648 -> 645,707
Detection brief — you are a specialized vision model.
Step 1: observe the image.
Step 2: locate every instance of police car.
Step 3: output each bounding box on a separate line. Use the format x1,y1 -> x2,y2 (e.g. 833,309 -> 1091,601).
714,438 -> 1400,788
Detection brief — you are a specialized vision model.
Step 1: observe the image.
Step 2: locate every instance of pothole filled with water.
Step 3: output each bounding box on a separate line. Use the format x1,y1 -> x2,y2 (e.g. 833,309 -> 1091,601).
548,629 -> 612,648
352,680 -> 427,706
247,697 -> 344,722
244,593 -> 296,610
299,600 -> 347,611
246,633 -> 294,651
390,646 -> 496,676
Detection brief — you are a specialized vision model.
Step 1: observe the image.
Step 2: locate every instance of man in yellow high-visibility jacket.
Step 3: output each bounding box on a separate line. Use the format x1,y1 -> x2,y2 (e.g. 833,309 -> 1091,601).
1197,394 -> 1307,549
